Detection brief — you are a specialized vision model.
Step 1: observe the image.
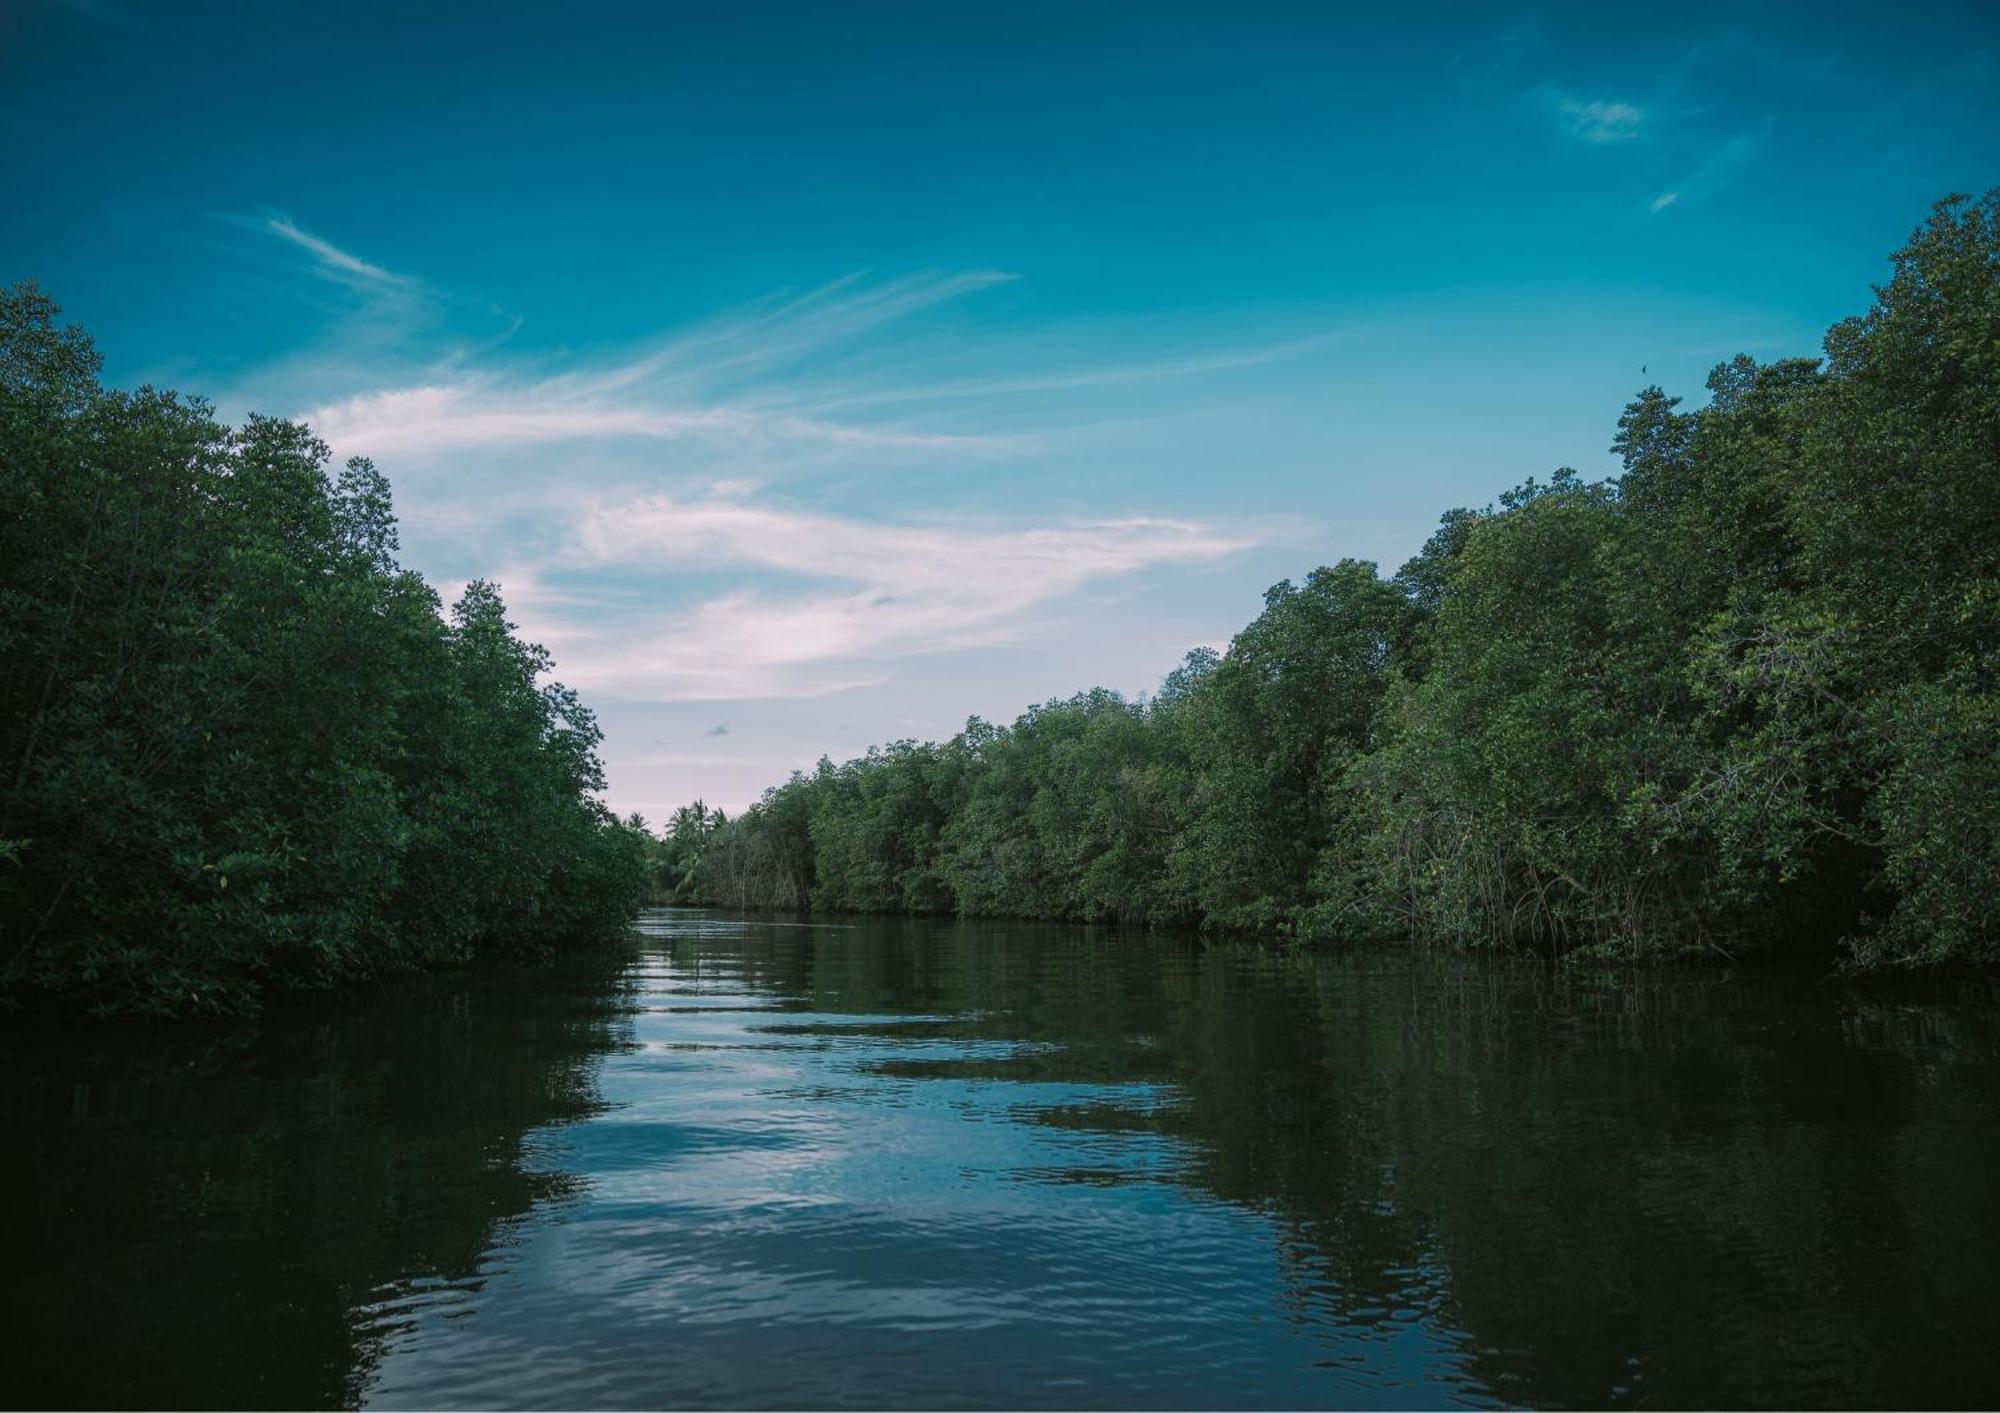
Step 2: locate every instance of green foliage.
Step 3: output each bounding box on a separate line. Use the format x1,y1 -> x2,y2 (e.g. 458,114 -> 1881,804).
680,193 -> 2000,969
1164,560 -> 1414,933
641,799 -> 729,904
0,285 -> 648,1016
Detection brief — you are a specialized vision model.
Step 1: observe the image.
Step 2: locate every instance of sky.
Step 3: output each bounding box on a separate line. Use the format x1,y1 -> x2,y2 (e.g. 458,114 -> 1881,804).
4,0 -> 1995,821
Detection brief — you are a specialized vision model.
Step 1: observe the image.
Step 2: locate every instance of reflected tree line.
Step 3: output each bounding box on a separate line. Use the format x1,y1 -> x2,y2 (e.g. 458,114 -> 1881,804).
654,195 -> 1999,972
0,950 -> 634,1409
704,920 -> 2000,1408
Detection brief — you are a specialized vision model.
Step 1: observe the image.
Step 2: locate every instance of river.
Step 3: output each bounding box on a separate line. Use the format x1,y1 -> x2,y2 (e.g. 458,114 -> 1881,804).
4,908 -> 1996,1408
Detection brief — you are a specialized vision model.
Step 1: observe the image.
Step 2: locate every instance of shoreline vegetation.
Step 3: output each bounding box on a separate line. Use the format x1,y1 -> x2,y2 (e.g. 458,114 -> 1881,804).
3,193 -> 1993,1018
0,287 -> 650,1018
649,194 -> 1997,973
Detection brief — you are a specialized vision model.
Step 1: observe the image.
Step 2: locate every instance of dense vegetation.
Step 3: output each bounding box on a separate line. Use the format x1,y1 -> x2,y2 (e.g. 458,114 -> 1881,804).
657,194 -> 1999,968
0,287 -> 648,1017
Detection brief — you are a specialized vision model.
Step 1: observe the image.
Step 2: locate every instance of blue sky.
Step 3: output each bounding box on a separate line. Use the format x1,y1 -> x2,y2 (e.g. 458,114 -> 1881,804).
4,0 -> 1995,819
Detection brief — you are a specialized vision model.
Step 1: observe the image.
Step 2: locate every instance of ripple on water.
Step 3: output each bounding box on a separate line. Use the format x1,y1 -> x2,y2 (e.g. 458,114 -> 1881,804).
349,913 -> 1505,1408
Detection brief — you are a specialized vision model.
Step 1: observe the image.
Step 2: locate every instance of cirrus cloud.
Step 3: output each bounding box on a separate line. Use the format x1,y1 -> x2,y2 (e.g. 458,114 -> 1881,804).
512,491 -> 1258,701
1556,97 -> 1644,142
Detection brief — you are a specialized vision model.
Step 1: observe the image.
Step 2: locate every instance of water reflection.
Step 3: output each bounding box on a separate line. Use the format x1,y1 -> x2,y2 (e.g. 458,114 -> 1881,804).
3,911 -> 1997,1409
0,950 -> 633,1410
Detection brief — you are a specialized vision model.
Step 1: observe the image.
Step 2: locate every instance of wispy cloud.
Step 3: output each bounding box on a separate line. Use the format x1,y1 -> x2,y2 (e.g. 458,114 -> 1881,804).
791,333 -> 1340,415
1530,60 -> 1772,218
1555,96 -> 1644,142
532,492 -> 1256,701
1649,128 -> 1766,215
263,213 -> 411,289
298,270 -> 1018,459
305,380 -> 1001,457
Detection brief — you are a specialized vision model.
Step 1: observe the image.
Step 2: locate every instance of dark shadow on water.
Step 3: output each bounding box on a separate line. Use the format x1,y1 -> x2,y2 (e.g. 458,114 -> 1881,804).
0,947 -> 636,1410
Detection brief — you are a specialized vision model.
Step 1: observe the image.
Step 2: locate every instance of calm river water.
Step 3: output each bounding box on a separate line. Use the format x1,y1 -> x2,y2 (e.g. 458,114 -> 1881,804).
4,909 -> 1997,1409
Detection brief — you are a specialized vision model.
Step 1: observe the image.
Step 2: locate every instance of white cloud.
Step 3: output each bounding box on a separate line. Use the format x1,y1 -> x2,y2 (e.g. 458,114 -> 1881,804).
1557,97 -> 1644,142
304,379 -> 998,457
295,271 -> 1021,460
264,213 -> 411,288
532,493 -> 1256,701
1649,191 -> 1681,213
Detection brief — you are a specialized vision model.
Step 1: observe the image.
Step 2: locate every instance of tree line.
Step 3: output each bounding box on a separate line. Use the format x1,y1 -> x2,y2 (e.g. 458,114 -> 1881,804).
653,194 -> 1999,969
0,286 -> 649,1017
